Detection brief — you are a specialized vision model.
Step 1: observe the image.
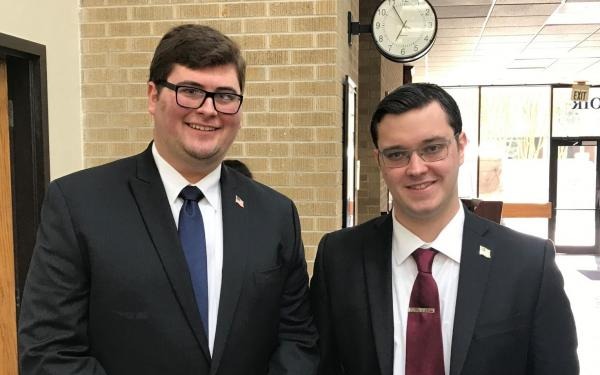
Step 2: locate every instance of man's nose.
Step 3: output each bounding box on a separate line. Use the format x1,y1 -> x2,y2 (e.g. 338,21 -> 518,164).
405,152 -> 427,175
196,96 -> 217,114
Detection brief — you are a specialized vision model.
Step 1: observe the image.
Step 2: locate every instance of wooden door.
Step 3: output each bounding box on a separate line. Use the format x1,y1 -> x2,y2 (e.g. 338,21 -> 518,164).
0,57 -> 18,374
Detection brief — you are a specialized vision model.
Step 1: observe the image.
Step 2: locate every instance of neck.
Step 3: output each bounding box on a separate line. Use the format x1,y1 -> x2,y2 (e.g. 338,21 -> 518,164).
153,142 -> 219,184
393,201 -> 460,243
399,217 -> 444,243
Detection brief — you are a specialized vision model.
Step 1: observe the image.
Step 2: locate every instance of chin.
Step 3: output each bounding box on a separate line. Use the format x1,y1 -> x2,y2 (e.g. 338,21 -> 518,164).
404,201 -> 442,220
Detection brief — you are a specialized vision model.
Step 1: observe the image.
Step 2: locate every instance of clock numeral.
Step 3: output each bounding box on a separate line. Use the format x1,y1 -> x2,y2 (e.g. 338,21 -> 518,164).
378,8 -> 387,16
401,48 -> 406,55
376,22 -> 381,29
388,44 -> 393,51
414,45 -> 419,52
427,22 -> 433,28
379,35 -> 384,43
424,35 -> 429,41
425,9 -> 430,15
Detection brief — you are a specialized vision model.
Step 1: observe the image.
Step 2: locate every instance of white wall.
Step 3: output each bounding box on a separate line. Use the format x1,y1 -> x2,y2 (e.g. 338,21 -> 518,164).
0,0 -> 82,179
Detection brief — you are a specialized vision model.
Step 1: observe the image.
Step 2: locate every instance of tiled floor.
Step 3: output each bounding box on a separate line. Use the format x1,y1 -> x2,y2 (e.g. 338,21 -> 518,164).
556,254 -> 600,375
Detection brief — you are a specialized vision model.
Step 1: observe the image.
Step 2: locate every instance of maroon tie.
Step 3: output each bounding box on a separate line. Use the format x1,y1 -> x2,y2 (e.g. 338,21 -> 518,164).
406,248 -> 444,375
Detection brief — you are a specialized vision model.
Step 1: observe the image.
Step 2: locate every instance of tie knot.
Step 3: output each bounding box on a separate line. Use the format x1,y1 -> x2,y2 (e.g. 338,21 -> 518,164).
412,248 -> 437,273
179,185 -> 204,202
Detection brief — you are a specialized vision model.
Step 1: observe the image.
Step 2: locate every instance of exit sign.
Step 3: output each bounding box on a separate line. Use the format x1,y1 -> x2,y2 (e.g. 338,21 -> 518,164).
571,81 -> 589,101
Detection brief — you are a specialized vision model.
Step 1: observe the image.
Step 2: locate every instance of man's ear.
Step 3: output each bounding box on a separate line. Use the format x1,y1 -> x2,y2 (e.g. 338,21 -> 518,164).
457,132 -> 468,164
373,148 -> 381,166
147,82 -> 158,114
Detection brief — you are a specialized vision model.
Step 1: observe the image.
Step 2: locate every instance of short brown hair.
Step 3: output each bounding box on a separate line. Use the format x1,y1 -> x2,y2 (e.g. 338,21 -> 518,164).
149,24 -> 246,92
370,83 -> 462,148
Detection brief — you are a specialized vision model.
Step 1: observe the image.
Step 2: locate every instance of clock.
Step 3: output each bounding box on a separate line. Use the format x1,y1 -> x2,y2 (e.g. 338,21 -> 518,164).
371,0 -> 438,63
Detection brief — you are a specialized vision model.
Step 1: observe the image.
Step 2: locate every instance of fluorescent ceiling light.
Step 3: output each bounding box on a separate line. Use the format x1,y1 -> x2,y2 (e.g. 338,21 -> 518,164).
546,2 -> 600,25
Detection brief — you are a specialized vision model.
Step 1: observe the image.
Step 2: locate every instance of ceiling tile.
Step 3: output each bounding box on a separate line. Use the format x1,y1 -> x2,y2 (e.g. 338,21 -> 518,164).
435,5 -> 492,18
439,17 -> 486,28
409,0 -> 600,85
540,24 -> 600,35
491,4 -> 561,17
485,15 -> 547,27
482,26 -> 541,36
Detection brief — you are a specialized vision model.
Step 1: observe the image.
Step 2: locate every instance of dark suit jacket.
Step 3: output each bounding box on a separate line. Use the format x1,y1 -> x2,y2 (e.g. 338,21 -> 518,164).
18,144 -> 318,375
310,210 -> 579,375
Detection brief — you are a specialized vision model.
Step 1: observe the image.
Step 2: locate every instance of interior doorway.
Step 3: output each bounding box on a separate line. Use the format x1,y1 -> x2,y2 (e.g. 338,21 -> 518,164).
549,138 -> 600,254
0,32 -> 49,374
0,56 -> 18,375
0,33 -> 49,310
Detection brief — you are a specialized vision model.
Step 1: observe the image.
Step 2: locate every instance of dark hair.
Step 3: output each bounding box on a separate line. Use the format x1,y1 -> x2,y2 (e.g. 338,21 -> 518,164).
223,159 -> 253,179
149,24 -> 246,92
370,83 -> 462,147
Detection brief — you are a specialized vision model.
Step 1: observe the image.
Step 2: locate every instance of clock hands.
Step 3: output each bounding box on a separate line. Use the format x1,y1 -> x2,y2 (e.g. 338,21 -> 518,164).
391,4 -> 410,41
391,4 -> 403,21
396,19 -> 409,41
371,0 -> 437,63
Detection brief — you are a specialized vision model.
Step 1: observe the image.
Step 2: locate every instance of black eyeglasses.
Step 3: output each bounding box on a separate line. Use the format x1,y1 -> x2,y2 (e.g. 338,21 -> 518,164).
378,133 -> 459,169
157,81 -> 243,114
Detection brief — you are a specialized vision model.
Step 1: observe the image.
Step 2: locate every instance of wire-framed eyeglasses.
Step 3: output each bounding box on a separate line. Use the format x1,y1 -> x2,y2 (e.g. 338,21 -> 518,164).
157,81 -> 243,114
378,134 -> 459,168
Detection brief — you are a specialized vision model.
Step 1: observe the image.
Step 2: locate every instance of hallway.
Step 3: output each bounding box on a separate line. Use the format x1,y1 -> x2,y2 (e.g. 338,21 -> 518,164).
557,254 -> 600,375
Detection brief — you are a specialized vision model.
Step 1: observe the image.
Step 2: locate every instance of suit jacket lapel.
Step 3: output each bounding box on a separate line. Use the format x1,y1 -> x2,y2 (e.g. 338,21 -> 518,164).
129,145 -> 211,361
364,214 -> 394,375
209,167 -> 249,375
450,211 -> 493,375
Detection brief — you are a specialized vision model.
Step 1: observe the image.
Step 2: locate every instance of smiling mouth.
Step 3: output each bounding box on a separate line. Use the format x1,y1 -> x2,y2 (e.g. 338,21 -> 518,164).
408,181 -> 434,190
186,122 -> 217,131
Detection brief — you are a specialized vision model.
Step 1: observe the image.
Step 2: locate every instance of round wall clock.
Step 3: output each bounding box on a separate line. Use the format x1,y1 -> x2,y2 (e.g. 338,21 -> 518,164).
371,0 -> 438,63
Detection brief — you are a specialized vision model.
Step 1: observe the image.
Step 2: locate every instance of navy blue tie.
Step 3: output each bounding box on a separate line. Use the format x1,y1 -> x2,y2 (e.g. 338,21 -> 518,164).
178,186 -> 209,336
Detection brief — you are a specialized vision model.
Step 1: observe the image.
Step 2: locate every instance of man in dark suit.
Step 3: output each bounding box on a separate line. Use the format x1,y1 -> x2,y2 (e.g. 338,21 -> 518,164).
19,24 -> 318,375
310,83 -> 578,375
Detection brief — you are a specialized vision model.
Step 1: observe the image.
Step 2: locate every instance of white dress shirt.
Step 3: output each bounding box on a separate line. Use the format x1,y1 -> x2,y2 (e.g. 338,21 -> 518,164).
152,144 -> 223,355
391,204 -> 464,375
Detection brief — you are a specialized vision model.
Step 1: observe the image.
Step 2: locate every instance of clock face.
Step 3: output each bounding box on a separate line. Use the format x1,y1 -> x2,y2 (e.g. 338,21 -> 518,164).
371,0 -> 438,63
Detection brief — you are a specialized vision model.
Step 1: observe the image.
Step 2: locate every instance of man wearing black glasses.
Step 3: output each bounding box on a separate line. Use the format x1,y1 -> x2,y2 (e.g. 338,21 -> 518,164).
19,24 -> 318,375
311,83 -> 579,375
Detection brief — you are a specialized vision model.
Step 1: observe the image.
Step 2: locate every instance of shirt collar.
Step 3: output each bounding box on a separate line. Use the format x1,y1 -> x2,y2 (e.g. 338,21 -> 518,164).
391,202 -> 465,266
152,143 -> 221,210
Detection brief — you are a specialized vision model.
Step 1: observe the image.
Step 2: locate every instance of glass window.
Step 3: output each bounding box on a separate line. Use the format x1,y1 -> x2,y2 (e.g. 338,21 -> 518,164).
553,87 -> 600,137
554,142 -> 597,246
445,87 -> 479,198
479,86 -> 551,203
479,86 -> 551,239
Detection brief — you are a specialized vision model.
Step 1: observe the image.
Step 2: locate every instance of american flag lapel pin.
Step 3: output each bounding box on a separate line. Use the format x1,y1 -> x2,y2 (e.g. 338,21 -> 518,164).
235,195 -> 245,208
479,245 -> 492,259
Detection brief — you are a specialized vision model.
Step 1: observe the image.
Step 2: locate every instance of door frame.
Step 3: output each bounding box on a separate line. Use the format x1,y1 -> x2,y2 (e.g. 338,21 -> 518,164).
0,32 -> 49,309
0,56 -> 18,375
549,137 -> 600,254
0,33 -> 49,375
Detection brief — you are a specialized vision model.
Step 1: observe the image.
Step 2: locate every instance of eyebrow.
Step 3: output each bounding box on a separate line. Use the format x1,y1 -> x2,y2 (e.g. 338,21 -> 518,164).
176,80 -> 239,93
381,136 -> 450,151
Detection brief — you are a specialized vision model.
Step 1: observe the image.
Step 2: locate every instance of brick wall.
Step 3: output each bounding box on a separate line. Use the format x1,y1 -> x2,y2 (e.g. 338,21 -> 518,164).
356,1 -> 404,224
356,0 -> 382,224
79,0 -> 359,273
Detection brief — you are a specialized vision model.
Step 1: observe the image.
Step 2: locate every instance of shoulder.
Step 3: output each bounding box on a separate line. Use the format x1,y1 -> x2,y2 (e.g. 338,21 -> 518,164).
318,214 -> 390,257
47,152 -> 143,204
55,152 -> 140,184
465,211 -> 552,261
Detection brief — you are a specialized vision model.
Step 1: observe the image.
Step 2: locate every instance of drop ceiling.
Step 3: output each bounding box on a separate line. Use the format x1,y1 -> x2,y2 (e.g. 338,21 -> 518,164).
409,0 -> 600,85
